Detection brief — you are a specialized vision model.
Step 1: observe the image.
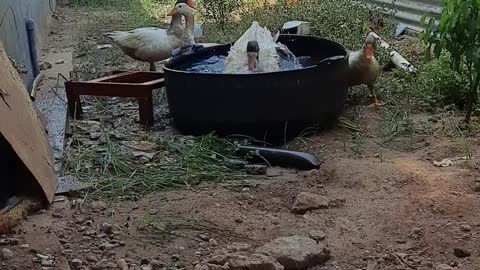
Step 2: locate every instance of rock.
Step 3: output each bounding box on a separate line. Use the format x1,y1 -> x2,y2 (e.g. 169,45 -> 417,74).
435,264 -> 454,270
308,230 -> 326,241
52,212 -> 63,218
245,164 -> 267,175
472,182 -> 480,192
86,255 -> 98,263
266,167 -> 284,177
39,61 -> 52,70
460,224 -> 472,232
149,260 -> 166,270
71,258 -> 83,269
100,223 -> 114,234
291,192 -> 329,214
198,234 -> 210,241
132,151 -> 156,160
99,242 -> 117,250
328,198 -> 346,208
21,244 -> 30,249
117,259 -> 129,270
55,59 -> 65,64
2,248 -> 13,260
36,254 -> 49,260
227,254 -> 284,270
172,254 -> 181,261
141,265 -> 152,270
0,238 -> 19,246
412,227 -> 422,234
7,238 -> 18,245
41,260 -> 55,267
234,217 -> 244,224
97,44 -> 113,50
453,248 -> 471,258
91,200 -> 108,210
256,235 -> 331,269
227,243 -> 251,252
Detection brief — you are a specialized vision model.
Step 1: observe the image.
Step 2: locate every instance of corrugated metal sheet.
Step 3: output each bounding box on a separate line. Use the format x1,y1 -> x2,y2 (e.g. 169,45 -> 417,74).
0,0 -> 56,86
366,0 -> 442,33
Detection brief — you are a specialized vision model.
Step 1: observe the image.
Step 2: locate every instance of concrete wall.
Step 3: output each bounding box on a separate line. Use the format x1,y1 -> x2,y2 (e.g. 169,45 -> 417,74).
0,0 -> 56,87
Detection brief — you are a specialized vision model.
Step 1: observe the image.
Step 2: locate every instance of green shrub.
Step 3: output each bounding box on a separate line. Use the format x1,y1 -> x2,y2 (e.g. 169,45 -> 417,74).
422,0 -> 480,123
199,0 -> 243,31
203,0 -> 393,50
421,53 -> 468,110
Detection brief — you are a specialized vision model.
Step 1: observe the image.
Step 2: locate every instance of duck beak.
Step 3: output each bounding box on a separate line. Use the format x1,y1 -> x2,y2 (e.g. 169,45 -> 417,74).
365,44 -> 374,59
247,52 -> 258,71
168,8 -> 177,16
187,0 -> 196,9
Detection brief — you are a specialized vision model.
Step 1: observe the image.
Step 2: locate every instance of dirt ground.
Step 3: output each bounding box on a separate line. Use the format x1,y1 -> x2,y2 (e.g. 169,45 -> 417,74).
1,1 -> 480,270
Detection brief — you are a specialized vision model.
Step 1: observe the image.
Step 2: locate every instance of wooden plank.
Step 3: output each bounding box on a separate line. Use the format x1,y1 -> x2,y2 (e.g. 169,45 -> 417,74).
0,42 -> 57,203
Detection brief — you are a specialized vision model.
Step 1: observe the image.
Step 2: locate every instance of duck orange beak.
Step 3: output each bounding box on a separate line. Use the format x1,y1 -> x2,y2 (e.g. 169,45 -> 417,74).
168,8 -> 177,16
187,0 -> 196,9
247,52 -> 258,71
365,44 -> 374,59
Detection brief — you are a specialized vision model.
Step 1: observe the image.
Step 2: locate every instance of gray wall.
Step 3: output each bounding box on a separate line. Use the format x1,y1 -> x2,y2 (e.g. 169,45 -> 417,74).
366,0 -> 442,33
0,0 -> 56,86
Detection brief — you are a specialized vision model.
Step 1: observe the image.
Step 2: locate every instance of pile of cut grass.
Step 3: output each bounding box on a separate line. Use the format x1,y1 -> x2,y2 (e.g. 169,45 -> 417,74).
64,133 -> 246,198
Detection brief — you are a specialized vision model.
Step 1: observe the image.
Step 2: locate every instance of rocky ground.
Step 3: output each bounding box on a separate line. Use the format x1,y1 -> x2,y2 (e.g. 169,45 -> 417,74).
1,1 -> 480,270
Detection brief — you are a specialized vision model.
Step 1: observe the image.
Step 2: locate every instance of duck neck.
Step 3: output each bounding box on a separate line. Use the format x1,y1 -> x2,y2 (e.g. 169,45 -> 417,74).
167,14 -> 183,37
182,13 -> 195,44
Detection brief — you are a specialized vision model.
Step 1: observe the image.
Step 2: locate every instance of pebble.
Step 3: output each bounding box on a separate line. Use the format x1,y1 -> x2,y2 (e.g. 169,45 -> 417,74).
198,234 -> 210,241
39,61 -> 52,70
116,259 -> 128,270
100,222 -> 114,234
412,227 -> 422,234
41,260 -> 55,267
36,254 -> 49,260
20,244 -> 30,249
453,248 -> 471,258
460,224 -> 472,232
149,260 -> 165,270
172,254 -> 181,261
71,258 -> 83,269
91,201 -> 108,210
52,212 -> 63,218
308,230 -> 326,241
245,164 -> 267,175
209,238 -> 218,246
86,255 -> 98,263
55,59 -> 65,64
1,248 -> 13,260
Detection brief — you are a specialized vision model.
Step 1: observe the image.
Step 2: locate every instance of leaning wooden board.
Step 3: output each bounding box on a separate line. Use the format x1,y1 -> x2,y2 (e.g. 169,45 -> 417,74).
0,42 -> 57,203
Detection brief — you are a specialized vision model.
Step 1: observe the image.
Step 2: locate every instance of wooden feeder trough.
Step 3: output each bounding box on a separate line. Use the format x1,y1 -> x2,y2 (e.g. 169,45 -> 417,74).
65,71 -> 165,127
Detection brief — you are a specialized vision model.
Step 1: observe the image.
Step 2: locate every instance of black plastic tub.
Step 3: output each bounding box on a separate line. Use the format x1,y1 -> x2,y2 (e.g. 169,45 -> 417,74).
164,34 -> 349,141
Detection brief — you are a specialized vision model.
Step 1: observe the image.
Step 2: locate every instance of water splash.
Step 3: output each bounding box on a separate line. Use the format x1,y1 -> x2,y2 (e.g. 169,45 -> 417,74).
276,43 -> 302,70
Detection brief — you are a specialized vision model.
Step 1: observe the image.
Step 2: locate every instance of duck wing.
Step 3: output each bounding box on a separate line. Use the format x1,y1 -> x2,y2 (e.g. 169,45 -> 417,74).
225,21 -> 280,73
105,27 -> 170,51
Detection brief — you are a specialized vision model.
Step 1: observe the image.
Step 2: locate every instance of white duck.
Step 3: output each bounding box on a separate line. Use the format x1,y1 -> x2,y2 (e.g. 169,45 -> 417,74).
105,0 -> 196,71
224,21 -> 280,73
